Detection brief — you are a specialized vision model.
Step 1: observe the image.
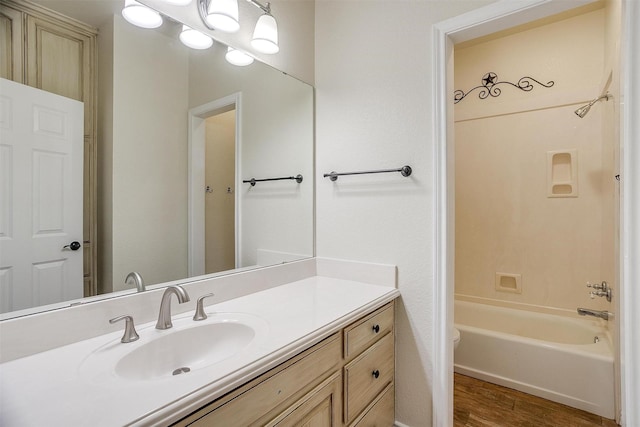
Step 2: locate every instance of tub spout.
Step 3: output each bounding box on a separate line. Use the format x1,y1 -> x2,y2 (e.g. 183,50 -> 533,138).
577,307 -> 612,321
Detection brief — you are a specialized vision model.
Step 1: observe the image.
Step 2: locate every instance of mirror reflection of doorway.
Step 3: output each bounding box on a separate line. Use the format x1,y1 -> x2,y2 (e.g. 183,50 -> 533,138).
204,110 -> 236,274
188,93 -> 241,278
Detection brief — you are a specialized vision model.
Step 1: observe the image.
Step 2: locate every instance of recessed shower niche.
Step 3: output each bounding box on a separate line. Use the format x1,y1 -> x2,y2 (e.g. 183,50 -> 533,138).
547,149 -> 578,197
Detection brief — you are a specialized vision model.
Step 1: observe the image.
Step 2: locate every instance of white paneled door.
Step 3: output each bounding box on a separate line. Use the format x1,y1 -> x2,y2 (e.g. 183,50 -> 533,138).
0,78 -> 84,314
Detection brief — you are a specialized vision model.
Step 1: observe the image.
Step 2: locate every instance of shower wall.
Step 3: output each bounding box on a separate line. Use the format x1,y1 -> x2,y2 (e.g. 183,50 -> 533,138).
454,7 -> 613,313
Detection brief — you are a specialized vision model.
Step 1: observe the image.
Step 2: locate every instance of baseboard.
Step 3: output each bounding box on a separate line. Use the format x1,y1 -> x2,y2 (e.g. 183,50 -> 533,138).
394,421 -> 411,427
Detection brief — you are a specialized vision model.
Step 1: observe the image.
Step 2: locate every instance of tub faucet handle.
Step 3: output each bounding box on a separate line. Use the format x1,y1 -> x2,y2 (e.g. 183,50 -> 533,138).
587,281 -> 608,290
586,281 -> 612,302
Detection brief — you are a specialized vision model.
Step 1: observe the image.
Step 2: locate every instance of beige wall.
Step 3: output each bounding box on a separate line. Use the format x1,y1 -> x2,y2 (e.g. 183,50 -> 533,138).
205,111 -> 236,274
97,16 -> 114,295
454,8 -> 614,312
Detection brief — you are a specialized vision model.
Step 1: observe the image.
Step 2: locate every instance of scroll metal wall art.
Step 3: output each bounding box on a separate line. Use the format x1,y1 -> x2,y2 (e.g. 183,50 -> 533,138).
454,72 -> 554,104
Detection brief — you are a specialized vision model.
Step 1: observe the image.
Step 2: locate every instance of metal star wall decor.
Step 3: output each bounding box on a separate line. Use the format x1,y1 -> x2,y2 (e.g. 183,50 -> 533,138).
454,72 -> 555,104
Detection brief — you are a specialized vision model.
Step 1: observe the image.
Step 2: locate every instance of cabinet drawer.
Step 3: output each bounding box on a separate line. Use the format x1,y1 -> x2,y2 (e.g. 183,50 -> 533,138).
349,384 -> 394,427
343,332 -> 394,424
344,303 -> 393,359
185,334 -> 342,426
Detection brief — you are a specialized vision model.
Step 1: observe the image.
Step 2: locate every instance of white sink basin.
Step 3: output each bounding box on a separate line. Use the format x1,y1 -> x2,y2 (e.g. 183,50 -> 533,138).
79,313 -> 268,383
116,321 -> 255,380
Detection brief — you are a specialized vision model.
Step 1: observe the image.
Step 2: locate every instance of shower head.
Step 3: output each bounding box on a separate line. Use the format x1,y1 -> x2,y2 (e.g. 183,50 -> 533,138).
574,93 -> 611,118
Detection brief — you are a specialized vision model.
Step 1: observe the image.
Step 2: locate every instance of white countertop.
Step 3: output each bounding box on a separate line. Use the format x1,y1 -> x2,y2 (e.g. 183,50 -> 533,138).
0,276 -> 399,426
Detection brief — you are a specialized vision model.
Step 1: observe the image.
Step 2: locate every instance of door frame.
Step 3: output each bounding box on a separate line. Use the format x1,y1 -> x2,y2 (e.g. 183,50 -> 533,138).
187,93 -> 242,277
432,1 -> 640,426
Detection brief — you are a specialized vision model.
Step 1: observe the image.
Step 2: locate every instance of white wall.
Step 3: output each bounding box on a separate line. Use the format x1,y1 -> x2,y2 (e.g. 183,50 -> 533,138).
97,14 -> 313,293
314,1 -> 495,425
100,15 -> 190,292
188,47 -> 314,268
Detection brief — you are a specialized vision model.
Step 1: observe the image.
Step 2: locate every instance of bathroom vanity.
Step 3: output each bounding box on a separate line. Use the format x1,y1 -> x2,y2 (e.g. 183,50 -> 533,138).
175,302 -> 394,426
0,258 -> 399,426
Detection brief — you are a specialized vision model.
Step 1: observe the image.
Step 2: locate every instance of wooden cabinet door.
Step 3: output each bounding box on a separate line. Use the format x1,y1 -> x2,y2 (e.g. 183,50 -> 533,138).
266,372 -> 342,427
24,14 -> 94,134
24,11 -> 97,294
0,5 -> 24,82
349,384 -> 394,427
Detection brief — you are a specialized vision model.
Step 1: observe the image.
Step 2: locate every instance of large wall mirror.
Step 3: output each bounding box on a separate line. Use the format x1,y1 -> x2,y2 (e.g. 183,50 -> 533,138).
0,0 -> 314,320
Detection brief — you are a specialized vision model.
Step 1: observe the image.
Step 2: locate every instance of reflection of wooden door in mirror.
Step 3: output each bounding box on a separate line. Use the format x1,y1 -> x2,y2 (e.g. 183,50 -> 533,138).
0,0 -> 97,297
0,78 -> 84,313
205,109 -> 236,274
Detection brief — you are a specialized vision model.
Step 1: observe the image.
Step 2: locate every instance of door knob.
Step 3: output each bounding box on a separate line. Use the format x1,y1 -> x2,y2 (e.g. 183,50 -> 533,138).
62,241 -> 81,251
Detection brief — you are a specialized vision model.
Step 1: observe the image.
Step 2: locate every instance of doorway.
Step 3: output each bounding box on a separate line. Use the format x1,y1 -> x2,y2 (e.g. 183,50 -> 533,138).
432,1 -> 639,426
453,4 -> 617,418
204,109 -> 236,274
188,93 -> 241,277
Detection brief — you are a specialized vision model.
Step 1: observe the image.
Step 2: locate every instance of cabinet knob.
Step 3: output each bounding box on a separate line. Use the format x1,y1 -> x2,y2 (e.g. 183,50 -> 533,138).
372,324 -> 380,333
372,370 -> 380,379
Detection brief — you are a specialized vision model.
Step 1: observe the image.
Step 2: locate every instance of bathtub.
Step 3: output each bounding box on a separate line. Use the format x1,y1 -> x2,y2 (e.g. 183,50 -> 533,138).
454,299 -> 615,418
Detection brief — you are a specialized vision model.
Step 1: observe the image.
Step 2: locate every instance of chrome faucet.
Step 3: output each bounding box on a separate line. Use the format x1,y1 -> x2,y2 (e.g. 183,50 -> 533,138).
156,285 -> 190,330
125,271 -> 145,293
577,307 -> 612,321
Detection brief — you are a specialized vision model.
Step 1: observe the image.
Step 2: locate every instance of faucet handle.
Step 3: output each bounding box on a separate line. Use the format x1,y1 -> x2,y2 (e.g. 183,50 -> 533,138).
110,315 -> 140,343
587,281 -> 608,290
587,281 -> 612,302
193,293 -> 215,321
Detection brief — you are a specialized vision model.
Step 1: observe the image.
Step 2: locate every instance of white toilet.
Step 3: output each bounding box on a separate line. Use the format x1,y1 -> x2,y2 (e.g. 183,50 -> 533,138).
453,327 -> 461,350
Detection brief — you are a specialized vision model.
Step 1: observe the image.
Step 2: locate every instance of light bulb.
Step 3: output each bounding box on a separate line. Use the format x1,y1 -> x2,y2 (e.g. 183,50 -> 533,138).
122,0 -> 163,29
225,47 -> 254,66
179,25 -> 213,49
206,0 -> 240,33
251,14 -> 279,54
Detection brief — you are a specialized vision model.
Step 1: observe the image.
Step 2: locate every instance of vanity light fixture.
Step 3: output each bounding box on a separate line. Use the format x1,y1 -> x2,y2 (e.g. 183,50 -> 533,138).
251,11 -> 279,54
122,0 -> 163,28
122,0 -> 280,56
162,0 -> 193,5
197,0 -> 279,54
225,46 -> 254,66
179,25 -> 214,49
199,0 -> 240,33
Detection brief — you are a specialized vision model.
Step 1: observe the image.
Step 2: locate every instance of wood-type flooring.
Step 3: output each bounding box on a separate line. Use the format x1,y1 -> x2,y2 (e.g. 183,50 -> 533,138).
454,373 -> 619,427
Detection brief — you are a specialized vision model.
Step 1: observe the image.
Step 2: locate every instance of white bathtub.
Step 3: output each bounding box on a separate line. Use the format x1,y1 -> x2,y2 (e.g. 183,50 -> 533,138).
454,299 -> 615,418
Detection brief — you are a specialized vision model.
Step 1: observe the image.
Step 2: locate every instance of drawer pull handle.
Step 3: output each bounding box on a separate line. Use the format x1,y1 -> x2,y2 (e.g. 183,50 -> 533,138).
372,370 -> 380,379
372,324 -> 380,333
